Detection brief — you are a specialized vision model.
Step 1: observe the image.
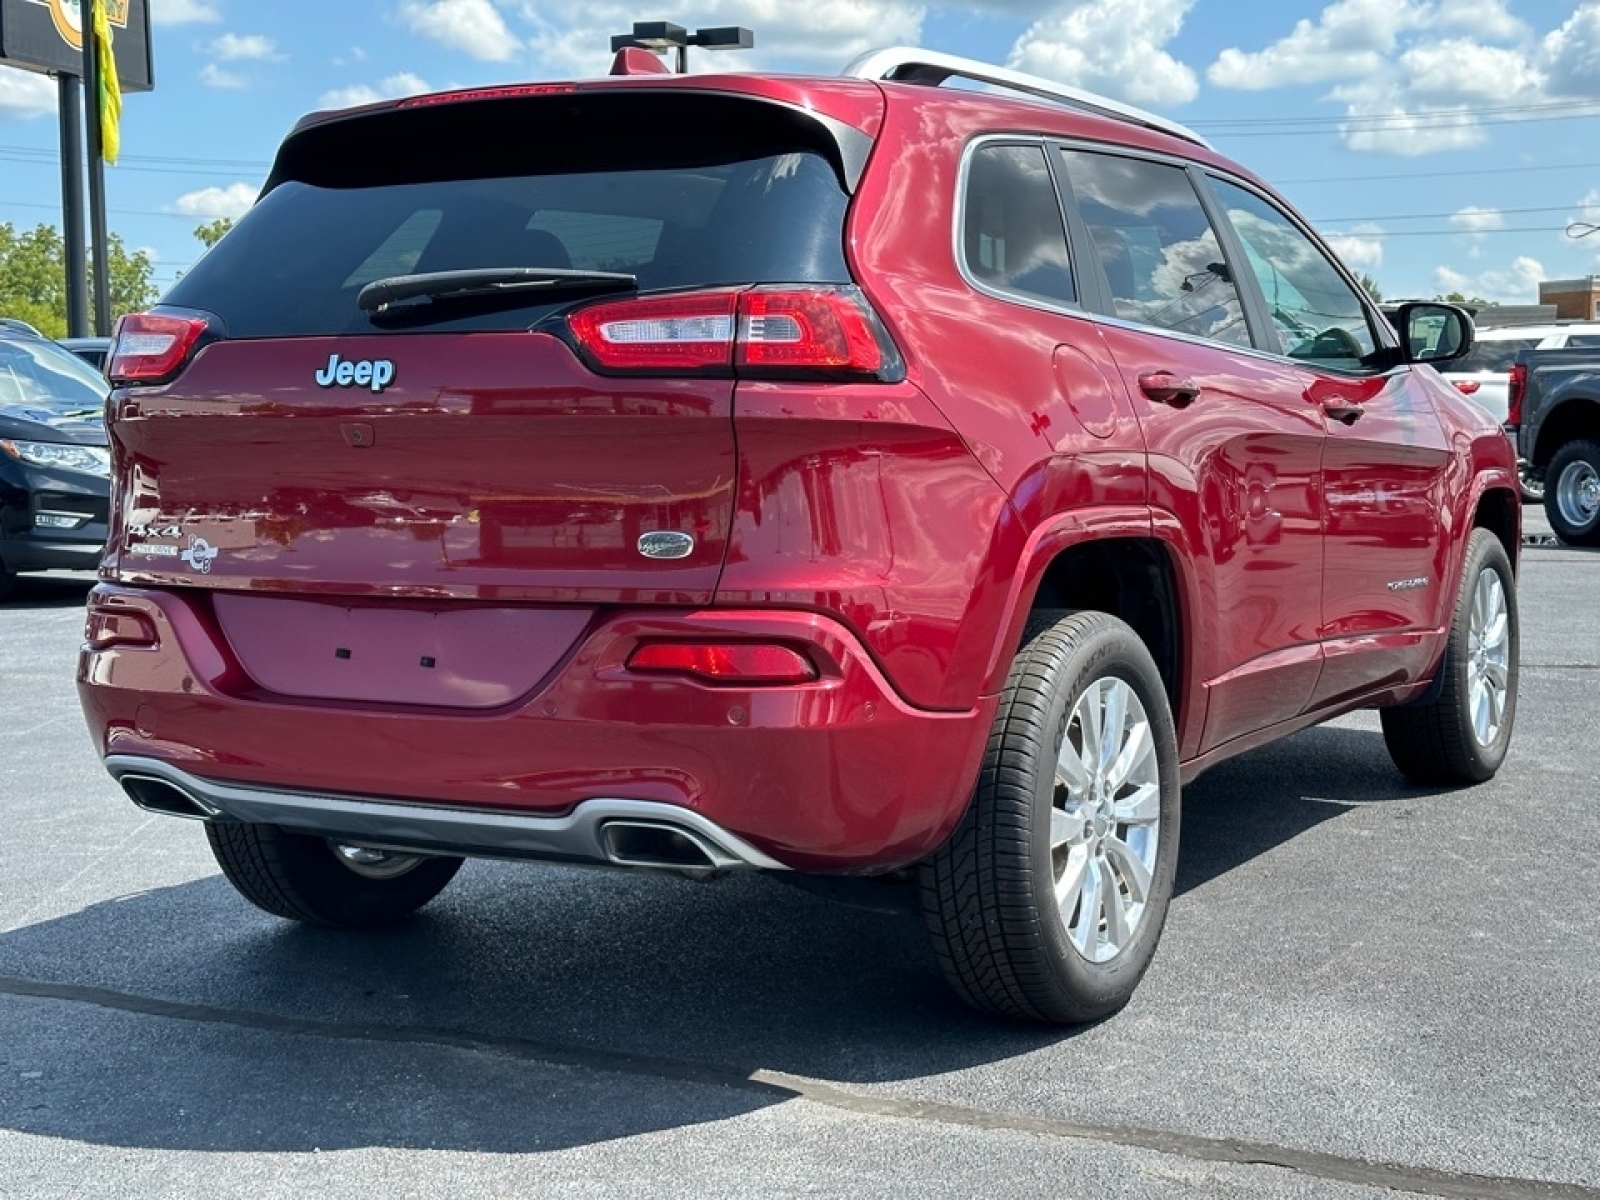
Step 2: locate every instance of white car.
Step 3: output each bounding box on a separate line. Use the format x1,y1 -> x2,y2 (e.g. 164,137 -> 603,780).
1443,322 -> 1600,423
1441,322 -> 1600,499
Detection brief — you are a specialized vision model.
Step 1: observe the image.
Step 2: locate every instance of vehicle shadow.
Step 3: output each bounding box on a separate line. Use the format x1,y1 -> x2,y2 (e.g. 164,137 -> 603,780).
0,723 -> 1442,1156
3,572 -> 94,611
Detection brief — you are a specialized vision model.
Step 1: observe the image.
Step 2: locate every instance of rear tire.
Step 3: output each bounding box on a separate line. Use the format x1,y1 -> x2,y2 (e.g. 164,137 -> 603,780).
920,610 -> 1180,1024
1542,439 -> 1600,547
1381,528 -> 1518,784
205,822 -> 463,928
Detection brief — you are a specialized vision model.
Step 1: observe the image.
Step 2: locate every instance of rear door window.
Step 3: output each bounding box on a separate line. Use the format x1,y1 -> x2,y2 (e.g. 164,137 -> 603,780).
1057,149 -> 1250,349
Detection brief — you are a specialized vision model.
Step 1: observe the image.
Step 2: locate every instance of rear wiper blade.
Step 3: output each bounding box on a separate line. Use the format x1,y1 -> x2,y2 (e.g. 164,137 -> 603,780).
358,268 -> 637,313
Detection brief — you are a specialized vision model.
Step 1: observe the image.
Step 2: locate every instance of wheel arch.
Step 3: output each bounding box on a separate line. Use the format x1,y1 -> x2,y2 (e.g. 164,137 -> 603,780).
980,509 -> 1195,743
1532,396 -> 1600,469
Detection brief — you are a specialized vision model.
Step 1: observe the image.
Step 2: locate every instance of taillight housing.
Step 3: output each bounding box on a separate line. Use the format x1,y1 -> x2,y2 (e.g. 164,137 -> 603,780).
1506,362 -> 1527,427
1452,379 -> 1481,395
566,286 -> 904,382
626,641 -> 819,686
107,309 -> 211,385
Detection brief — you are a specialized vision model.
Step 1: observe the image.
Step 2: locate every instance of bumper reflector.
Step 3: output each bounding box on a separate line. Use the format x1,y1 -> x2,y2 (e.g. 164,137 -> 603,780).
626,641 -> 818,685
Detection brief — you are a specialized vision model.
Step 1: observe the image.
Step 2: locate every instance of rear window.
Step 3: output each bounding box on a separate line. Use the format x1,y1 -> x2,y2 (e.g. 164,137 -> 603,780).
1453,337 -> 1540,374
165,94 -> 854,337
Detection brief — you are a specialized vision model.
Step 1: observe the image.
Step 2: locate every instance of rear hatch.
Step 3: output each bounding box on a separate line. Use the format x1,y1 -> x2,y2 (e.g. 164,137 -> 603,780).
105,86 -> 874,607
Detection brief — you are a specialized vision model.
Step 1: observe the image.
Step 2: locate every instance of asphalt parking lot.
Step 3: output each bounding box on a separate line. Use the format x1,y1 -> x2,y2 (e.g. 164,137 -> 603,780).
2,513 -> 1596,1199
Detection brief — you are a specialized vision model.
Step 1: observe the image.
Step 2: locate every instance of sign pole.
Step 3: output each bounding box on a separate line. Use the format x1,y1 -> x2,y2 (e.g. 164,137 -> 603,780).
56,71 -> 89,338
82,5 -> 111,335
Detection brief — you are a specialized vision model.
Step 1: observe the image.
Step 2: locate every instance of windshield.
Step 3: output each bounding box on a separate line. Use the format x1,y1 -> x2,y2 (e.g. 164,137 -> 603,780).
0,334 -> 111,415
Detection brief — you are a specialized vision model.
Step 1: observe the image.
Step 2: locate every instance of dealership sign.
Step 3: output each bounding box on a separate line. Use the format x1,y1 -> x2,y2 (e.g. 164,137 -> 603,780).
0,0 -> 152,90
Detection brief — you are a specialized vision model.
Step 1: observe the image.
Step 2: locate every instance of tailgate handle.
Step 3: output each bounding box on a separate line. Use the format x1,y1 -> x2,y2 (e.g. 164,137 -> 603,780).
1138,372 -> 1200,408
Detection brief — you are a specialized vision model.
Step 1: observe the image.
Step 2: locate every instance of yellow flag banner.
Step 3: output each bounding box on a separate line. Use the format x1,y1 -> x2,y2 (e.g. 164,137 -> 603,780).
94,0 -> 122,165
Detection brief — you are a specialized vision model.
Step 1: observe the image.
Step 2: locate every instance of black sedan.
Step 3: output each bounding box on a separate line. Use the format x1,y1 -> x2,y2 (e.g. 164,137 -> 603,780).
0,325 -> 110,600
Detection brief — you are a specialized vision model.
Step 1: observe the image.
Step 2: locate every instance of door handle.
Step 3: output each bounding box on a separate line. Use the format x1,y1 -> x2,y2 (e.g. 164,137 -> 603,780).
1322,401 -> 1364,425
1138,372 -> 1201,408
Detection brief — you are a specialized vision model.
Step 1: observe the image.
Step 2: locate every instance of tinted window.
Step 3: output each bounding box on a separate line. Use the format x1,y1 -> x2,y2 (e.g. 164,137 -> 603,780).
1058,150 -> 1248,348
1453,337 -> 1540,373
168,153 -> 850,337
0,334 -> 110,411
1563,334 -> 1600,349
1210,179 -> 1376,369
963,143 -> 1075,305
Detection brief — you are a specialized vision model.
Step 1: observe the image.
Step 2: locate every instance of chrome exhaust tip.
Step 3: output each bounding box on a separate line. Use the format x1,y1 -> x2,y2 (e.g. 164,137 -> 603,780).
118,773 -> 220,821
600,820 -> 736,876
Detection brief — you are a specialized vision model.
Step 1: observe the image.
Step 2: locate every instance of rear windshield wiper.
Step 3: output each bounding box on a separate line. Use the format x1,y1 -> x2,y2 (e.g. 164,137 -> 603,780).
358,268 -> 638,313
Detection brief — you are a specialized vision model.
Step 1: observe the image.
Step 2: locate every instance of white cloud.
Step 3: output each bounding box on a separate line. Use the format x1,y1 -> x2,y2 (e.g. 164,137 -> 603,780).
1397,39 -> 1540,106
152,0 -> 221,24
1325,223 -> 1385,270
318,72 -> 434,110
0,69 -> 57,121
1433,0 -> 1526,42
401,0 -> 520,63
199,62 -> 248,89
172,183 -> 260,220
1009,0 -> 1198,108
1450,206 -> 1505,233
1541,3 -> 1600,98
1208,0 -> 1427,90
1433,255 -> 1545,302
208,34 -> 283,62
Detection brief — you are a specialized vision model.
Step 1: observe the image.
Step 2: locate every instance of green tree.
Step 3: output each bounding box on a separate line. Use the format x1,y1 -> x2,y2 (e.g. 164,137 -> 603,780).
193,218 -> 234,249
1358,273 -> 1383,303
0,221 -> 158,338
1436,290 -> 1491,307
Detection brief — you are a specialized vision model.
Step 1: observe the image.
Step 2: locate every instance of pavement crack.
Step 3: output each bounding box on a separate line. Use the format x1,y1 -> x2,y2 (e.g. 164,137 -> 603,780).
1,972 -> 1596,1200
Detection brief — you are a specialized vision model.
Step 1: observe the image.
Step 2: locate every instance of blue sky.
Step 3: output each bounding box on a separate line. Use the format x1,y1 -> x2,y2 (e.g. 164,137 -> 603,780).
2,0 -> 1600,304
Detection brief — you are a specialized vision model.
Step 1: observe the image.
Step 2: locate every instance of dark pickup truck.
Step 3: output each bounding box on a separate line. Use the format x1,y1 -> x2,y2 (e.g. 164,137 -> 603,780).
1509,346 -> 1600,545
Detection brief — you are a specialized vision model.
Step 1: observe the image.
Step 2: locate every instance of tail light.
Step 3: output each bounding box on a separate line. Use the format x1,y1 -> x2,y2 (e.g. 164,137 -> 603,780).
567,286 -> 904,381
1452,379 -> 1481,395
107,310 -> 211,385
1506,362 -> 1526,426
627,641 -> 819,686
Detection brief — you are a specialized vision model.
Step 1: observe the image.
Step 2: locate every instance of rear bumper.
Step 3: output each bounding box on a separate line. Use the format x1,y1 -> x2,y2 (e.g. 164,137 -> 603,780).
78,585 -> 994,872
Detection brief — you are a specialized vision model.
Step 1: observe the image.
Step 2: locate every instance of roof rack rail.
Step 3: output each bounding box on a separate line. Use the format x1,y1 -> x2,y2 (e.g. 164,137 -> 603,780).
841,47 -> 1210,150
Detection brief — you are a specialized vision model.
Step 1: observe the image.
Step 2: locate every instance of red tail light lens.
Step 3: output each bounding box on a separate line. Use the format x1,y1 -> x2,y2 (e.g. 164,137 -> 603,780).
627,641 -> 819,686
1506,362 -> 1526,426
567,287 -> 903,381
737,288 -> 896,377
107,311 -> 210,385
1452,379 -> 1481,395
567,292 -> 738,372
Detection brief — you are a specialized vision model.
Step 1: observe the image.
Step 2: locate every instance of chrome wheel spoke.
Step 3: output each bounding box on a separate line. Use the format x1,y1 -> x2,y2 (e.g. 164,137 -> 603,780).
1055,847 -> 1090,912
1106,718 -> 1153,793
1055,738 -> 1094,797
1070,854 -> 1104,954
1111,781 -> 1160,825
1050,807 -> 1084,852
1097,858 -> 1131,947
1103,834 -> 1152,903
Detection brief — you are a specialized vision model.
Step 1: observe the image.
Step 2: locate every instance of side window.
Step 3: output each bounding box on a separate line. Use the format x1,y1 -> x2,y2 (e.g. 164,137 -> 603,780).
1057,149 -> 1249,348
962,143 -> 1076,306
1564,334 -> 1600,349
1209,178 -> 1377,369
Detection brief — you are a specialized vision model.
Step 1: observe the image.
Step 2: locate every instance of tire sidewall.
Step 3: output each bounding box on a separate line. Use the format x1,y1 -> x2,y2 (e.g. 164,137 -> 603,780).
1447,531 -> 1519,779
1024,620 -> 1182,1014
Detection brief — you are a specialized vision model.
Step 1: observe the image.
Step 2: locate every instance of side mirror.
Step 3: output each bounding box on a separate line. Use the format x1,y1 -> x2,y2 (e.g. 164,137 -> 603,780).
1392,302 -> 1474,367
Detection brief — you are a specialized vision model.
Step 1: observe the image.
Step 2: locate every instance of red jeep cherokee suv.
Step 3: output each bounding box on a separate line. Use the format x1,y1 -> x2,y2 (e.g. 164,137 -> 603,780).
78,48 -> 1520,1023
